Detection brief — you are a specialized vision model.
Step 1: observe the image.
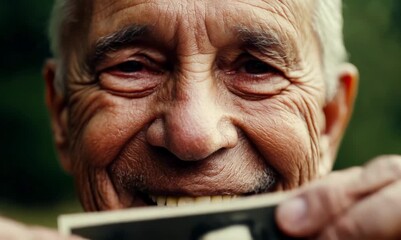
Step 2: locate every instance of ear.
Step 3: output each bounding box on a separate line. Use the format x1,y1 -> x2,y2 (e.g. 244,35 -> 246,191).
43,59 -> 72,173
320,63 -> 359,175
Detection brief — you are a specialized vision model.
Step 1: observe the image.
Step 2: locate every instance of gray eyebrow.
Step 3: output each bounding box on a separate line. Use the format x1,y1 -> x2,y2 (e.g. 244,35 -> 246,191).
88,24 -> 298,72
235,27 -> 298,69
89,25 -> 148,67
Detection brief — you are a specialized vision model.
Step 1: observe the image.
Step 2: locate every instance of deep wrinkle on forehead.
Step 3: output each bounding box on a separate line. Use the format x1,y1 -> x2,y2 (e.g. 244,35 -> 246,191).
86,1 -> 309,77
88,23 -> 300,72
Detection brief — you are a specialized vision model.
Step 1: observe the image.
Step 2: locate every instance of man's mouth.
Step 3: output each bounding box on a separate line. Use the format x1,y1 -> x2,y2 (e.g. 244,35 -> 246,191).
124,170 -> 277,208
110,155 -> 278,209
149,195 -> 241,207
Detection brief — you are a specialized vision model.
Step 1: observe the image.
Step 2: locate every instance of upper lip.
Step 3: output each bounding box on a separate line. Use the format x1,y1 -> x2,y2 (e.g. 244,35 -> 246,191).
136,190 -> 262,205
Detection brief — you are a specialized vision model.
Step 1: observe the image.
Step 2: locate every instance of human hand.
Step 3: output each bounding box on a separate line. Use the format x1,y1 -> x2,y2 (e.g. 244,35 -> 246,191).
276,155 -> 401,240
0,216 -> 84,240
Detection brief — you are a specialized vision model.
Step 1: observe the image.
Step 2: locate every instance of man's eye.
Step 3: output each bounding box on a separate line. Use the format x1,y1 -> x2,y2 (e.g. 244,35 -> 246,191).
115,61 -> 144,73
241,60 -> 273,74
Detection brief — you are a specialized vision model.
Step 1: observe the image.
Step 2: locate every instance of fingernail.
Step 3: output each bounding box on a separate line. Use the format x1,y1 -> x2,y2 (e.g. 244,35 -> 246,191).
278,197 -> 308,228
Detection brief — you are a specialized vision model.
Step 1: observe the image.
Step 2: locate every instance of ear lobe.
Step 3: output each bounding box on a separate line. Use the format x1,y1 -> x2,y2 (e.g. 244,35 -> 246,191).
322,63 -> 359,167
43,59 -> 72,173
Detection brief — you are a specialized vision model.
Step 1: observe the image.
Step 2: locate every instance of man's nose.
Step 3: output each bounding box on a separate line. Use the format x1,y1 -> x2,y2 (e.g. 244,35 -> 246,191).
146,81 -> 238,161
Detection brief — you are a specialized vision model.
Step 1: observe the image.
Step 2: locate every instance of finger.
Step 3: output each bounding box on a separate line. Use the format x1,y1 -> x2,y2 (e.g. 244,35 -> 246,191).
348,155 -> 401,195
276,155 -> 401,237
318,179 -> 401,240
275,167 -> 362,237
31,226 -> 86,240
32,227 -> 87,240
0,217 -> 30,239
31,227 -> 66,240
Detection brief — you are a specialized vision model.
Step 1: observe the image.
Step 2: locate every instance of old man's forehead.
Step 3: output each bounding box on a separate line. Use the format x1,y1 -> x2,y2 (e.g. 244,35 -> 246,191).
55,0 -> 317,54
89,0 -> 314,12
88,0 -> 315,24
87,0 -> 314,50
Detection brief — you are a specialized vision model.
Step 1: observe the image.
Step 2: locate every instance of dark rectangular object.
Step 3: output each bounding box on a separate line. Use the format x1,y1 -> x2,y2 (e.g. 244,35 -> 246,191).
59,192 -> 296,240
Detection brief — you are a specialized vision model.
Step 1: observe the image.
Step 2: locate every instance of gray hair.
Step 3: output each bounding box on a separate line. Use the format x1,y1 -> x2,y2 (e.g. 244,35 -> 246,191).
313,0 -> 348,100
49,0 -> 73,94
48,0 -> 347,100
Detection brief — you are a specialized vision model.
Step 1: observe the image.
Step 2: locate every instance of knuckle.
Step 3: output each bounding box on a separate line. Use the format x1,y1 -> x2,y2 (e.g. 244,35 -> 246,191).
307,170 -> 361,215
380,181 -> 401,212
371,155 -> 401,179
307,184 -> 348,219
334,216 -> 364,240
317,226 -> 342,240
386,156 -> 401,177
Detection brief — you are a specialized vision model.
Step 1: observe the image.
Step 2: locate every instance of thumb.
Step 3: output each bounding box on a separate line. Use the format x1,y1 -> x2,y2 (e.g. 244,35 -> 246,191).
275,156 -> 401,237
275,168 -> 361,237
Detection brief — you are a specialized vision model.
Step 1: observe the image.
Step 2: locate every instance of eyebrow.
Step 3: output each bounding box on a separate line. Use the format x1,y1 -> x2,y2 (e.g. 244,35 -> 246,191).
235,27 -> 298,70
89,24 -> 299,72
89,25 -> 148,68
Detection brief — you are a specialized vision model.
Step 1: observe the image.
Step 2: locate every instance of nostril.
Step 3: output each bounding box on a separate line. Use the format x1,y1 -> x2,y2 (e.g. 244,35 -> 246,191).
221,122 -> 239,149
146,118 -> 222,161
146,118 -> 166,147
150,146 -> 211,164
166,131 -> 229,161
167,143 -> 212,161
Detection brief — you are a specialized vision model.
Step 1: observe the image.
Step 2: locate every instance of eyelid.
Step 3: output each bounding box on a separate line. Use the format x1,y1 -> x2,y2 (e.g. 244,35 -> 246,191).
97,59 -> 165,97
220,52 -> 291,99
226,75 -> 291,100
243,49 -> 290,74
95,48 -> 167,72
108,57 -> 160,73
228,53 -> 280,76
234,52 -> 255,65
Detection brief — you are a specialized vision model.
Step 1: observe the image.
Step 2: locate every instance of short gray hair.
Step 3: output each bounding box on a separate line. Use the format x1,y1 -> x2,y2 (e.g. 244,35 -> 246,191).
313,0 -> 348,100
48,0 -> 347,99
49,0 -> 74,94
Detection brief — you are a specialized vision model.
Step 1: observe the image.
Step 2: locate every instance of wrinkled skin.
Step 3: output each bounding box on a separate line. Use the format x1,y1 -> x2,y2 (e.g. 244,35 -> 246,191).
45,0 -> 355,211
38,0 -> 401,239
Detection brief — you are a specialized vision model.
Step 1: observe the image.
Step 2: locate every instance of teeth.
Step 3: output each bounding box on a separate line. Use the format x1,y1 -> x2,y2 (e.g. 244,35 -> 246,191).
166,197 -> 178,206
177,197 -> 194,206
195,196 -> 211,204
211,196 -> 223,203
223,195 -> 233,201
156,196 -> 166,206
152,195 -> 239,207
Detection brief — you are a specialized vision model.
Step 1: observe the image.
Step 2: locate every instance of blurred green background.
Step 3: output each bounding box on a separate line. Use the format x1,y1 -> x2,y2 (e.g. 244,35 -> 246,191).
0,0 -> 400,228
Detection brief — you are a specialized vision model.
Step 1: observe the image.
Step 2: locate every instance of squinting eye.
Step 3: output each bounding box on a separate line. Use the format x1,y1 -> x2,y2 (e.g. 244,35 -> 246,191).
242,59 -> 273,74
115,61 -> 144,73
223,55 -> 290,100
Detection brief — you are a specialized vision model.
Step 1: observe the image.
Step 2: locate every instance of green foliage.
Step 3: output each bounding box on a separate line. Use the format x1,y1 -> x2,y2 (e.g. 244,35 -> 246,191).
336,0 -> 401,169
392,0 -> 401,38
0,0 -> 74,206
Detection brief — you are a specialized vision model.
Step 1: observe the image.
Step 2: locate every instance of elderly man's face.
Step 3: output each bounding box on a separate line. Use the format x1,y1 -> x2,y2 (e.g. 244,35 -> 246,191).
45,0 -> 357,210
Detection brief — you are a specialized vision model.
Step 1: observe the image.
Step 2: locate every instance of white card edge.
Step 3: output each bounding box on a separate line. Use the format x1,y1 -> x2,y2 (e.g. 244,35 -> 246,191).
58,191 -> 294,236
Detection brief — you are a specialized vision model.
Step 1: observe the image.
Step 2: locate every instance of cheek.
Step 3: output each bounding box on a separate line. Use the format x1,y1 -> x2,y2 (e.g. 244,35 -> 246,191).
237,93 -> 324,188
69,92 -> 155,168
